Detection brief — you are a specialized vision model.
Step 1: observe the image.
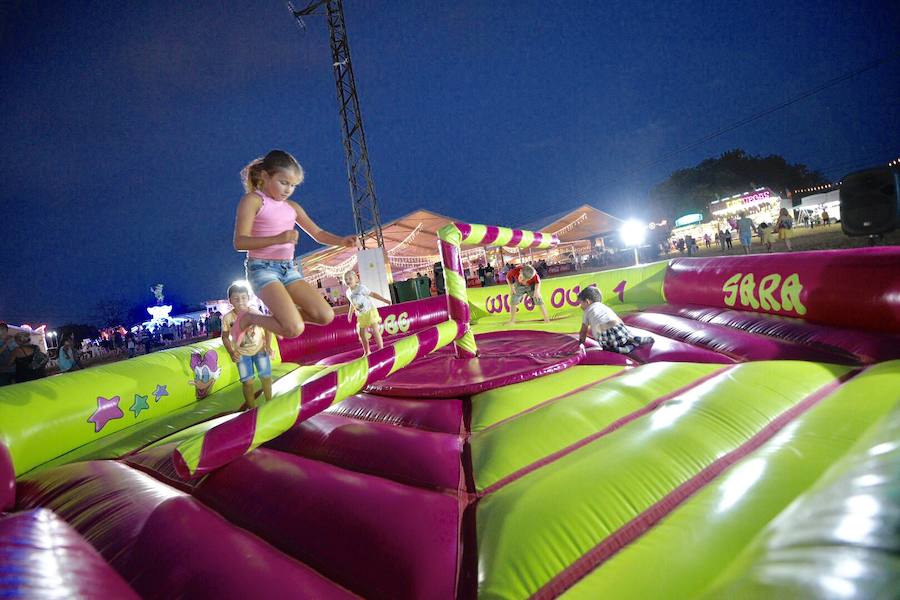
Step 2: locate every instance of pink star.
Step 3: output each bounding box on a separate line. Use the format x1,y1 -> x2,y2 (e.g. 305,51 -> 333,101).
87,396 -> 124,432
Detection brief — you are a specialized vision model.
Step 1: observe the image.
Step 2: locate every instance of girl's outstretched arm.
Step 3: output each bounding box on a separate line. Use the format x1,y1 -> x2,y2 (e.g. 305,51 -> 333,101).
370,292 -> 391,304
234,193 -> 298,251
292,202 -> 357,247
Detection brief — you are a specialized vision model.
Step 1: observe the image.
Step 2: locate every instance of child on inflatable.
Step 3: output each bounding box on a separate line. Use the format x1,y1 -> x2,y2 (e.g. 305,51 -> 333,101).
229,150 -> 356,345
577,285 -> 652,354
343,271 -> 392,355
505,264 -> 550,324
221,283 -> 273,410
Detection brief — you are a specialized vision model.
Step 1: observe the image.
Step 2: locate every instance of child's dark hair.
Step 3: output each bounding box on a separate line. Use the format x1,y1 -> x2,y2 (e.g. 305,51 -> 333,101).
227,283 -> 250,298
577,285 -> 602,303
240,150 -> 304,193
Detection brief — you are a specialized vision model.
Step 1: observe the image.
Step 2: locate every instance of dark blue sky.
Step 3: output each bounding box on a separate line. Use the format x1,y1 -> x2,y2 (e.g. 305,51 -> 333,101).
2,1 -> 898,325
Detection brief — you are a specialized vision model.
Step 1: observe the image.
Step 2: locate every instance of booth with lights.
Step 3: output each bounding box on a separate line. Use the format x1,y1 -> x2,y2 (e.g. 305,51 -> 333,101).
709,187 -> 782,226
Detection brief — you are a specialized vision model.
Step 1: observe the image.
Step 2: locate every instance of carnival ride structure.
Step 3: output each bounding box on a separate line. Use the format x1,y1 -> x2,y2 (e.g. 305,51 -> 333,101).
1,222 -> 899,599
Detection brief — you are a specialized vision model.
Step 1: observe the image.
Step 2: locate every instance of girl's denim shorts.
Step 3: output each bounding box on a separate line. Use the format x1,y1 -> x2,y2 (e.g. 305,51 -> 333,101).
246,258 -> 304,292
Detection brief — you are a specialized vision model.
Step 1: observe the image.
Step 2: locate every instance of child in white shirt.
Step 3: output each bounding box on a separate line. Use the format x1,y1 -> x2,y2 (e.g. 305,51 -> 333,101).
577,286 -> 652,354
343,271 -> 392,355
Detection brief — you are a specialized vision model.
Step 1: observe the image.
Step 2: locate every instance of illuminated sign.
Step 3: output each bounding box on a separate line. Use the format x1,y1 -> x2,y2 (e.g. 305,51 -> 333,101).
674,213 -> 703,227
710,188 -> 778,216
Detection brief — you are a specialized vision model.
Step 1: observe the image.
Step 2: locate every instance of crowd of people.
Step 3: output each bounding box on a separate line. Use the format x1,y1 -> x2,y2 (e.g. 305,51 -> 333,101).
669,207 -> 812,256
0,311 -> 230,387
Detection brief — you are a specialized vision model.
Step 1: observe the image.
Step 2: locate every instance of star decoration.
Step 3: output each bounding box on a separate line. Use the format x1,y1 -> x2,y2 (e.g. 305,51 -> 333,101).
87,396 -> 124,432
152,384 -> 169,402
130,394 -> 149,418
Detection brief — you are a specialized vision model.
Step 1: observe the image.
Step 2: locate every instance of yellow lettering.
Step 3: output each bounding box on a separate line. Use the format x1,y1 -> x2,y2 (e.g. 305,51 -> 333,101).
758,274 -> 782,311
780,273 -> 806,315
739,273 -> 760,309
723,273 -> 742,307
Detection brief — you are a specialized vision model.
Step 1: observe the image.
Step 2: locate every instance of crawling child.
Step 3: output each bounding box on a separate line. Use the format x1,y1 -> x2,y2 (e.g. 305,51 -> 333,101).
577,285 -> 652,354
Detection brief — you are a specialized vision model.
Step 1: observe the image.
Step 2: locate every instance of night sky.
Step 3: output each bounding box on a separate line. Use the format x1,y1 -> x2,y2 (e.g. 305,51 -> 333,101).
2,1 -> 898,326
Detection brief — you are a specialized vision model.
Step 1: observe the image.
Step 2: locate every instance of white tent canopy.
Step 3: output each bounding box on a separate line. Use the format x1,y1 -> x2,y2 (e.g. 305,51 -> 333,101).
798,189 -> 840,209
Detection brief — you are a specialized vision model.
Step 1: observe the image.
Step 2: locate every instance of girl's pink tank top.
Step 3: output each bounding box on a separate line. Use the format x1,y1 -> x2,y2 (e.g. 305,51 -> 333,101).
248,190 -> 297,260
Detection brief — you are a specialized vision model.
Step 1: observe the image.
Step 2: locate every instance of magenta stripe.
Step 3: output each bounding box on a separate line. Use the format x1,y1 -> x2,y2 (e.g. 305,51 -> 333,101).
508,229 -> 523,246
476,368 -> 631,436
298,370 -> 340,421
439,240 -> 463,274
479,366 -> 734,496
481,226 -> 500,246
454,222 -> 472,240
532,368 -> 862,600
447,295 -> 470,324
551,234 -> 560,246
192,408 -> 258,476
414,326 -> 440,359
368,346 -> 398,382
532,231 -> 544,246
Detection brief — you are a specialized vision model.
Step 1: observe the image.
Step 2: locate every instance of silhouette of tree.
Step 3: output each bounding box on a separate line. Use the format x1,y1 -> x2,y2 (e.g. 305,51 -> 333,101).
649,149 -> 827,220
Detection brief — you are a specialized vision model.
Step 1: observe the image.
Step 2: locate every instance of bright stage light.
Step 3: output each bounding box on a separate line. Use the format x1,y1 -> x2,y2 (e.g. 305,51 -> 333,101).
620,220 -> 646,247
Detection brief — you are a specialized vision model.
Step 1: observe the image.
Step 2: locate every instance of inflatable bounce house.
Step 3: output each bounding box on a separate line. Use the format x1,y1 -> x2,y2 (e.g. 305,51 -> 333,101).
2,222 -> 899,599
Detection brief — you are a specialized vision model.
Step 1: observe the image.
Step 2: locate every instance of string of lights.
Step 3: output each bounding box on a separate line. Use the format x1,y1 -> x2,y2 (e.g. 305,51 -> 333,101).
310,254 -> 359,278
389,254 -> 440,266
551,213 -> 587,236
386,223 -> 423,256
793,182 -> 839,195
793,155 -> 899,195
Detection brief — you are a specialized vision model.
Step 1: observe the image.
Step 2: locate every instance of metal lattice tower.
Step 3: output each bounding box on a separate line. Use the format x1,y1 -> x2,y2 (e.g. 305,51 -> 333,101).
288,0 -> 385,249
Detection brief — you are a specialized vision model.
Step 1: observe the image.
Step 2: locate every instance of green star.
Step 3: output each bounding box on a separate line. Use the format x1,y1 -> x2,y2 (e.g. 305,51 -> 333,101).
130,394 -> 150,418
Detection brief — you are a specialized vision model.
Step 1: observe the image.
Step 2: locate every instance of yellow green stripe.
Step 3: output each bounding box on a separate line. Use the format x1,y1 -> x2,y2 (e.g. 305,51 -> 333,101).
437,223 -> 462,245
445,269 -> 468,303
250,393 -> 302,449
437,319 -> 460,347
518,230 -> 535,247
335,355 -> 371,402
456,331 -> 478,356
466,224 -> 488,244
177,435 -> 204,474
389,334 -> 421,375
493,228 -> 514,247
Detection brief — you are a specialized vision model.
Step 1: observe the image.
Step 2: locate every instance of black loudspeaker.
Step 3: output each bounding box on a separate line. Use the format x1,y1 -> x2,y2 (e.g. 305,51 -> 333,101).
433,262 -> 446,295
840,167 -> 900,236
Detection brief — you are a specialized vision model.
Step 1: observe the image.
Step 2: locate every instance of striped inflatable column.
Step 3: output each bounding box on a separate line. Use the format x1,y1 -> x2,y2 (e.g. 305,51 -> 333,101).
173,319 -> 465,479
437,222 -> 559,357
438,224 -> 475,357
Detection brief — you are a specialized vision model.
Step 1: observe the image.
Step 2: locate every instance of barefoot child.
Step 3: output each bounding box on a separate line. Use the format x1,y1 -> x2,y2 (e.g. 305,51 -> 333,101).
505,264 -> 550,324
222,284 -> 273,410
577,286 -> 652,354
230,150 -> 357,345
343,271 -> 392,355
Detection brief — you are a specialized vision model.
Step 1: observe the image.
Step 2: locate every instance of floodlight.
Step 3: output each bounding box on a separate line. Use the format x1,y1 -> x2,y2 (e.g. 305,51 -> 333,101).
620,220 -> 646,247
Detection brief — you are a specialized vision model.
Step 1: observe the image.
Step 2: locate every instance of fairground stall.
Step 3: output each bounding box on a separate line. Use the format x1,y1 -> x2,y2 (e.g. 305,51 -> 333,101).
709,187 -> 782,229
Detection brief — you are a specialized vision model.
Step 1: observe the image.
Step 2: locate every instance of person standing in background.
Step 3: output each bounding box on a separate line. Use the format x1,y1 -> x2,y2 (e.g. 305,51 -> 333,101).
0,323 -> 17,386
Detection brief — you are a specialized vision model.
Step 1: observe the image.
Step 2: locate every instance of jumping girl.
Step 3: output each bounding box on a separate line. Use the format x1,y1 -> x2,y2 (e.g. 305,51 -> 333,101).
230,150 -> 356,344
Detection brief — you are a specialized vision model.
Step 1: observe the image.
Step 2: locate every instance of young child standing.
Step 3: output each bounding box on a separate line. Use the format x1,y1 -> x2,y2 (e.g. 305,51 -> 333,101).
343,271 -> 392,355
505,264 -> 550,324
774,207 -> 794,251
230,150 -> 356,345
222,283 -> 274,410
577,286 -> 652,354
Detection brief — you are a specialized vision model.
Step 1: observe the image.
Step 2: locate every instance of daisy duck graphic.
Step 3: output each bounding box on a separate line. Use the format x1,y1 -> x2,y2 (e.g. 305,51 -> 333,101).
189,350 -> 221,399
